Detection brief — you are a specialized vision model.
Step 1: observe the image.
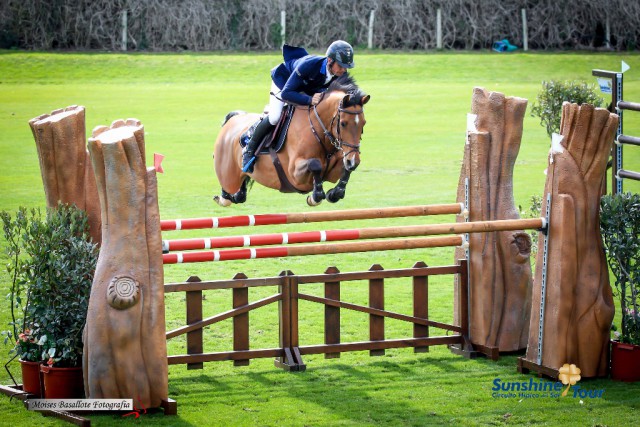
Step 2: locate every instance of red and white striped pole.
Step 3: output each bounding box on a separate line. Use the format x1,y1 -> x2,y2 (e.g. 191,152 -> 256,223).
160,203 -> 465,231
163,235 -> 465,264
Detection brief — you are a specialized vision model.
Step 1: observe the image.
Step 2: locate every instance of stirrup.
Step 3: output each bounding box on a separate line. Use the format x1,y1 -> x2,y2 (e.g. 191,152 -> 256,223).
242,157 -> 256,173
242,150 -> 256,173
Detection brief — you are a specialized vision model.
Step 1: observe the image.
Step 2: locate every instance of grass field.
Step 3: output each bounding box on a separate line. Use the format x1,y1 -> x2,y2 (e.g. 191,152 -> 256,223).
0,50 -> 639,426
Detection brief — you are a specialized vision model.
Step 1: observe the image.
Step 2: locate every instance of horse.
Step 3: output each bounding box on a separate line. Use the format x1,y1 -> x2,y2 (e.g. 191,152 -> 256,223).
213,74 -> 370,207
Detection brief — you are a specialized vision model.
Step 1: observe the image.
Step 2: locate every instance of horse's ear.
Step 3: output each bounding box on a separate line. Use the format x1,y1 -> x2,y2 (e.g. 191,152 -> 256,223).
342,94 -> 351,105
361,95 -> 370,105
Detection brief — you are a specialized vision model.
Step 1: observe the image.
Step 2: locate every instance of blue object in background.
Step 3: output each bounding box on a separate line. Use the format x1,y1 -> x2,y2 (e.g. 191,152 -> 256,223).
492,39 -> 518,52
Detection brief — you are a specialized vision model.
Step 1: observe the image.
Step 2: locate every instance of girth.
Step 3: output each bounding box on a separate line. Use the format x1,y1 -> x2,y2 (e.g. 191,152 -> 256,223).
269,148 -> 306,194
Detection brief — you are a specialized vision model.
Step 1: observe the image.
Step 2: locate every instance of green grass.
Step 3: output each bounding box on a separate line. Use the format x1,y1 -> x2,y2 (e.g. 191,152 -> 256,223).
0,50 -> 639,426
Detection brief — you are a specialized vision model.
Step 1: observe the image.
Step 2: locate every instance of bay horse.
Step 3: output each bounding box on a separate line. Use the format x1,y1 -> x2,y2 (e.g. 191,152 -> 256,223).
213,74 -> 370,207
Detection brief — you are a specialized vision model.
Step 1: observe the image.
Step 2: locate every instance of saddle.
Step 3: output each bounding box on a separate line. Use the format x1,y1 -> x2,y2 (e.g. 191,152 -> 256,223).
240,105 -> 304,193
240,105 -> 295,155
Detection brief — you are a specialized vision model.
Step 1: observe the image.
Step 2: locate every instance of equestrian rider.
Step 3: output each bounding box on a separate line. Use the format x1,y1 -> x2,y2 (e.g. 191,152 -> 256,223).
242,40 -> 355,173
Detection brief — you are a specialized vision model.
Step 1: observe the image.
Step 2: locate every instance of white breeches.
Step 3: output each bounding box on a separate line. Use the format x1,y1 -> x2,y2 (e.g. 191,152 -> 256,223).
268,81 -> 285,125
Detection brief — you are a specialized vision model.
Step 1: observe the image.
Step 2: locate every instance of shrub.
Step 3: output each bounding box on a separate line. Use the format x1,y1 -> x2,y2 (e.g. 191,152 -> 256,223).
600,192 -> 640,345
1,208 -> 40,362
531,80 -> 604,138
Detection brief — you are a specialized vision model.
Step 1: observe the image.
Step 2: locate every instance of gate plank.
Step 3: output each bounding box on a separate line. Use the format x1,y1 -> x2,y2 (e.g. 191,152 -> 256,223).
186,276 -> 203,370
233,273 -> 249,366
324,266 -> 341,359
413,261 -> 429,353
369,264 -> 385,356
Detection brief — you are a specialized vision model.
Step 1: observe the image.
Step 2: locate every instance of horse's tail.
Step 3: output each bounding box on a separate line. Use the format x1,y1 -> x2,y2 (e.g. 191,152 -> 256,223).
222,110 -> 246,126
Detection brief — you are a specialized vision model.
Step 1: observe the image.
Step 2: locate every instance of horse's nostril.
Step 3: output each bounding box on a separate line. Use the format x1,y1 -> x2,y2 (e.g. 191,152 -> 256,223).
344,156 -> 359,171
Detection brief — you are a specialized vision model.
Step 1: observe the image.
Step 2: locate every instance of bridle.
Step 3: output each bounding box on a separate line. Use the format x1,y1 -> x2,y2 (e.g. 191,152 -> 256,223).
307,98 -> 364,160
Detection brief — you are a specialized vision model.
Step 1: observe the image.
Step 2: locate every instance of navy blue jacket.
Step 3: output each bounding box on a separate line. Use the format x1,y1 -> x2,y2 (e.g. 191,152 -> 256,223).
271,45 -> 335,106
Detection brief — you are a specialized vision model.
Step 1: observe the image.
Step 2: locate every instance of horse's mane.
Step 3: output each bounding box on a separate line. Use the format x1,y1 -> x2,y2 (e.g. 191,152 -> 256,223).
327,73 -> 366,107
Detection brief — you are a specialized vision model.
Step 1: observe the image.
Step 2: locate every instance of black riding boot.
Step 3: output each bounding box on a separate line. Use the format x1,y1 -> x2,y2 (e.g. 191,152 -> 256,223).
242,118 -> 274,173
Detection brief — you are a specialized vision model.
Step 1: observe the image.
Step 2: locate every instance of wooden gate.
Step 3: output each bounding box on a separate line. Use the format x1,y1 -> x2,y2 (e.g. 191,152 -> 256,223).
165,259 -> 474,370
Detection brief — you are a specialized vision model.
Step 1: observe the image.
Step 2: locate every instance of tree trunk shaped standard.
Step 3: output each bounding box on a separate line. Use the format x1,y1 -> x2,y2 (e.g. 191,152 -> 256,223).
83,119 -> 168,407
525,102 -> 617,377
455,88 -> 533,352
29,106 -> 101,244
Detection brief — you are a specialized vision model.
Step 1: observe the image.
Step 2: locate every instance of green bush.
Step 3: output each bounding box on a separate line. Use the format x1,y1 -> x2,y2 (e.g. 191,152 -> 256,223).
600,192 -> 640,345
531,80 -> 604,138
1,204 -> 98,367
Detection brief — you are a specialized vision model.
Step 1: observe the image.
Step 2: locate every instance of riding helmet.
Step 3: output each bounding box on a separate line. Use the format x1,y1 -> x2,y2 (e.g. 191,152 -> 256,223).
326,40 -> 355,69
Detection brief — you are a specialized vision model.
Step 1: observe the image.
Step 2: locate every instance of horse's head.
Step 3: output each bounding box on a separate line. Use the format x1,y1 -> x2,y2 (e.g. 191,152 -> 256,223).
335,92 -> 370,171
319,75 -> 370,172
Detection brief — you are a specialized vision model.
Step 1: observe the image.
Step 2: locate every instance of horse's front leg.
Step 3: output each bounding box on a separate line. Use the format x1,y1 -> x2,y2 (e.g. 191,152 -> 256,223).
303,158 -> 326,206
326,169 -> 352,203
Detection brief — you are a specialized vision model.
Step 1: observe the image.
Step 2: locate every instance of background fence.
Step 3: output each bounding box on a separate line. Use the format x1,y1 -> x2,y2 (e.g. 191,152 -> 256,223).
1,0 -> 638,52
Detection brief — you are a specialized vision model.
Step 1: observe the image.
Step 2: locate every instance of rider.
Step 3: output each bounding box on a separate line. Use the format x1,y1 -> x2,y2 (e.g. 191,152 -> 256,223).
242,40 -> 355,173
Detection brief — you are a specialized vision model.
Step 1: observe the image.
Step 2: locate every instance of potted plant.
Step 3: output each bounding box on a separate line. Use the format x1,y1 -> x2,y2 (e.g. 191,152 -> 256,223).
2,204 -> 98,397
600,192 -> 640,382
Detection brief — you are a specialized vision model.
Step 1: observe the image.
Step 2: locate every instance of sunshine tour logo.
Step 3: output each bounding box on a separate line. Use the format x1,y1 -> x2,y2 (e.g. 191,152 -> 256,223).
492,364 -> 605,399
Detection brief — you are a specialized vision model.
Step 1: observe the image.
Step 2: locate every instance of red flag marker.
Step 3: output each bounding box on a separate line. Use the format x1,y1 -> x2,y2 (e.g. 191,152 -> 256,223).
154,153 -> 165,173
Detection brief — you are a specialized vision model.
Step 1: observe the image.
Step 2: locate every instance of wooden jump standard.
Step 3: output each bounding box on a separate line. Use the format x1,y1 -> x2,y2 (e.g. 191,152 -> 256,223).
160,203 -> 464,231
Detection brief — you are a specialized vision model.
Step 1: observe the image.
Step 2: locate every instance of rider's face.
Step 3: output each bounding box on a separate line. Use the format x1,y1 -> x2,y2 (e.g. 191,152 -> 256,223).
329,60 -> 347,77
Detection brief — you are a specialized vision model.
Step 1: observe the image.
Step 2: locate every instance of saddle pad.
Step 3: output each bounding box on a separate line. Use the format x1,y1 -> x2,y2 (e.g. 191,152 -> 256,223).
239,105 -> 295,154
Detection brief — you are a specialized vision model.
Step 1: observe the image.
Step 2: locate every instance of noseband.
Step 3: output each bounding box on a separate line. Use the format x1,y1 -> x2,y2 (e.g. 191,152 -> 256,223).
308,100 -> 363,158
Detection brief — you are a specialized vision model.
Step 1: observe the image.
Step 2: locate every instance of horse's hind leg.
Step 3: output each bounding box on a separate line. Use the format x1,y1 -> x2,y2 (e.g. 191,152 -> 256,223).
326,170 -> 352,203
306,159 -> 326,207
232,177 -> 249,203
214,177 -> 250,207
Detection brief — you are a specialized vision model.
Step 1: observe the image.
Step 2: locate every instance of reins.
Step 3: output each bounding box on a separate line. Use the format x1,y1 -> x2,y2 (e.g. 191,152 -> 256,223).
307,100 -> 364,159
331,103 -> 364,158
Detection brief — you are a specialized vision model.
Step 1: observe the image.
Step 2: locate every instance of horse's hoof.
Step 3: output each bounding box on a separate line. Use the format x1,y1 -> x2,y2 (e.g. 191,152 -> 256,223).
232,191 -> 247,204
307,195 -> 323,207
213,195 -> 232,207
327,188 -> 345,203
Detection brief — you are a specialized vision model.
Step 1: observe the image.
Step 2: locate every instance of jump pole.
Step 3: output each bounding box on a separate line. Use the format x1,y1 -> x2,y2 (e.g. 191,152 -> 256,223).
162,218 -> 546,252
163,235 -> 464,264
160,203 -> 465,231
